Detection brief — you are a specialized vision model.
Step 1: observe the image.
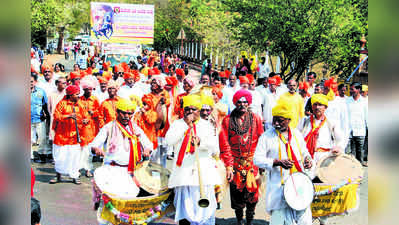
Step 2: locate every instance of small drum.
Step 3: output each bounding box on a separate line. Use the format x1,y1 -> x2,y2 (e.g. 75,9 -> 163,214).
283,172 -> 315,211
94,165 -> 139,199
134,161 -> 171,195
316,154 -> 363,184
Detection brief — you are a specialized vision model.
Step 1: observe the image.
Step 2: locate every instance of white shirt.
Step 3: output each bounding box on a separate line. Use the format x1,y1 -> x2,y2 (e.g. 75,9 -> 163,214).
93,89 -> 109,104
222,84 -> 240,114
262,88 -> 279,127
346,96 -> 368,137
37,79 -> 57,98
325,98 -> 350,147
165,119 -> 221,187
249,89 -> 263,119
254,128 -> 312,213
89,121 -> 153,166
118,83 -> 144,100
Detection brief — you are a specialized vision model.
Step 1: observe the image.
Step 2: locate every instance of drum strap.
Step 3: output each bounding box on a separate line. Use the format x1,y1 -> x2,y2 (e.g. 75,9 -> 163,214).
304,115 -> 327,158
277,128 -> 303,185
176,123 -> 197,166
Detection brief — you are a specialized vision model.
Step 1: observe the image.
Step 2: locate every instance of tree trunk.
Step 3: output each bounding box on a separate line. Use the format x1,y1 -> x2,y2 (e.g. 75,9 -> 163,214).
57,27 -> 65,54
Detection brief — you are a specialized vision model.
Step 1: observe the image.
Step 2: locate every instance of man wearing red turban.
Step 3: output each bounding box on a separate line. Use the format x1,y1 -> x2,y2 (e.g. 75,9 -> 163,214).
261,76 -> 281,131
118,71 -> 144,100
219,89 -> 264,225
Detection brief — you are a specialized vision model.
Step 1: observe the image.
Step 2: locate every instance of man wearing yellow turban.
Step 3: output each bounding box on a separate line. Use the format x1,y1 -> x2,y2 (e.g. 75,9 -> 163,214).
254,100 -> 313,225
165,94 -> 222,225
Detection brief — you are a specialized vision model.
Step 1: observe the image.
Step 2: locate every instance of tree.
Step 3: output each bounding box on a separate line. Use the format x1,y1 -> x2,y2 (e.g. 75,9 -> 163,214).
223,0 -> 367,81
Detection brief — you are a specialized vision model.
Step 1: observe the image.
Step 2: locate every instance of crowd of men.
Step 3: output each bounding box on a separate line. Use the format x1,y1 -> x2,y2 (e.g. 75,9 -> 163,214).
31,47 -> 368,225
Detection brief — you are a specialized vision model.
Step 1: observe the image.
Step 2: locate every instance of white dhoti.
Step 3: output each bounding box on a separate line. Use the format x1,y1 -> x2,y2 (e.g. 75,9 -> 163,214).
270,206 -> 312,225
53,144 -> 82,179
174,185 -> 217,225
80,145 -> 93,171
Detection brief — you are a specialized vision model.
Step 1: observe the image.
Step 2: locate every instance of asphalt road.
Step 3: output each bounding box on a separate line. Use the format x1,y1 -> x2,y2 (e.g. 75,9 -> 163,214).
34,55 -> 368,225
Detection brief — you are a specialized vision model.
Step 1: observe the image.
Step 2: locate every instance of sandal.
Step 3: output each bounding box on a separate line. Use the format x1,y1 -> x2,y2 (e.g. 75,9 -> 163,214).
49,173 -> 61,184
73,178 -> 81,185
86,171 -> 93,178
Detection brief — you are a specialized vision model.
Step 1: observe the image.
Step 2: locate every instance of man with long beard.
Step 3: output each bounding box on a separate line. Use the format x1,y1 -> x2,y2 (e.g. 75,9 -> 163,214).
219,89 -> 264,225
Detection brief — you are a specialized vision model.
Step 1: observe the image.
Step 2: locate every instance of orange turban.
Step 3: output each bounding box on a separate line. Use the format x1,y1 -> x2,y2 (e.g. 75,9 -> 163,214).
324,77 -> 338,92
212,86 -> 223,99
86,67 -> 93,75
103,62 -> 109,71
131,70 -> 140,82
142,94 -> 155,108
224,70 -> 232,77
66,85 -> 80,95
176,68 -> 185,78
70,72 -> 81,80
246,74 -> 255,84
120,62 -> 129,72
123,72 -> 135,80
97,76 -> 108,84
41,64 -> 53,73
239,76 -> 249,84
219,71 -> 228,78
152,67 -> 161,75
268,77 -> 278,85
166,76 -> 179,86
274,75 -> 283,86
299,81 -> 309,91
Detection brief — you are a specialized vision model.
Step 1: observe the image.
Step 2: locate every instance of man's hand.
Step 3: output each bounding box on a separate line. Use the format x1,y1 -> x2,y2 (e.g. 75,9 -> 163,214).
226,167 -> 234,182
191,136 -> 200,147
304,157 -> 312,169
331,146 -> 342,156
143,148 -> 152,157
273,159 -> 294,169
91,147 -> 105,156
66,113 -> 77,120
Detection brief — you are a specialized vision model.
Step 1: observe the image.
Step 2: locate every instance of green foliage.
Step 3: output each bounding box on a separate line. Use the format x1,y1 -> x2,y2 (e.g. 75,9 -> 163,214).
223,0 -> 367,81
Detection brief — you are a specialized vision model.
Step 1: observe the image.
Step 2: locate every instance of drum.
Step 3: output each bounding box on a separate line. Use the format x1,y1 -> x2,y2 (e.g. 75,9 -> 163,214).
93,165 -> 139,199
316,154 -> 363,184
133,160 -> 171,195
283,172 -> 315,211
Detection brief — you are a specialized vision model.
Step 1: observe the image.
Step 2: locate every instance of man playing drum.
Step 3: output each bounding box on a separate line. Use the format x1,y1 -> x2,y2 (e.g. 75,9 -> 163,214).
165,94 -> 221,225
89,98 -> 153,171
253,98 -> 313,225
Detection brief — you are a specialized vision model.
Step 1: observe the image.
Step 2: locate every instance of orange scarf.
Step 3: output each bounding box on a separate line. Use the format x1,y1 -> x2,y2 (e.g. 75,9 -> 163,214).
176,124 -> 197,166
304,115 -> 327,158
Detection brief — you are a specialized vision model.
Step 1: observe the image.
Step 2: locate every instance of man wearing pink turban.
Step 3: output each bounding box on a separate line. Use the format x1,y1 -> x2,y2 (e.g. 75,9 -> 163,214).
219,89 -> 264,225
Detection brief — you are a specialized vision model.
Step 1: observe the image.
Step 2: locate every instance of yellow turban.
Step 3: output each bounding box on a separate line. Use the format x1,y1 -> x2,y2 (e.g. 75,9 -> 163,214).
272,98 -> 294,120
362,85 -> 368,92
182,95 -> 202,109
311,94 -> 329,107
116,98 -> 137,112
201,94 -> 214,108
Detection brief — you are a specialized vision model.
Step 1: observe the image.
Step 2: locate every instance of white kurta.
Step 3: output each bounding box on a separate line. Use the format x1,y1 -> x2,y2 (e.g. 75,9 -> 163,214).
88,120 -> 153,166
262,89 -> 280,130
298,116 -> 345,177
165,118 -> 220,223
254,128 -> 312,225
325,98 -> 350,148
221,85 -> 239,114
93,89 -> 109,104
250,89 -> 263,119
118,84 -> 144,100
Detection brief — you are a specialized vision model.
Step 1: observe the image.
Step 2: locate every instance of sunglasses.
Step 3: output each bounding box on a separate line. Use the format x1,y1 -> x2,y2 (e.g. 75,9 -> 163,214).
236,101 -> 248,104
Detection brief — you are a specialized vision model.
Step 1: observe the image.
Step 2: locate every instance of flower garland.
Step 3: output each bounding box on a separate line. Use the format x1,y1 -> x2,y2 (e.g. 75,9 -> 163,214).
314,176 -> 362,196
102,194 -> 172,225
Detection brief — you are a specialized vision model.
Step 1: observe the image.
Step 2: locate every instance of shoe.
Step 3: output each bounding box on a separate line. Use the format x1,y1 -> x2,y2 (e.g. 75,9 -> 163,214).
362,162 -> 368,167
73,178 -> 81,185
49,173 -> 61,184
167,155 -> 174,160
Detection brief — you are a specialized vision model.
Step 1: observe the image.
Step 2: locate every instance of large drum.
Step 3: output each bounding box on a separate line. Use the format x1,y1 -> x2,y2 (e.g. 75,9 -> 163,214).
93,162 -> 174,225
316,154 -> 363,184
133,160 -> 171,195
283,172 -> 315,211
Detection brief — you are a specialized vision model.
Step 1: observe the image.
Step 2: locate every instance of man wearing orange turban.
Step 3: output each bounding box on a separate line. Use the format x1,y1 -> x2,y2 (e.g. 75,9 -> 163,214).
261,76 -> 281,131
118,71 -> 144,100
93,76 -> 109,104
98,80 -> 121,128
50,85 -> 89,185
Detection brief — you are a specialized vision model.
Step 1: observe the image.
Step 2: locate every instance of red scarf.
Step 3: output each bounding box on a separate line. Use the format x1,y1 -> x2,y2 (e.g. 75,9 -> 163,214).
176,124 -> 197,166
304,115 -> 327,158
116,121 -> 142,174
278,127 -> 303,173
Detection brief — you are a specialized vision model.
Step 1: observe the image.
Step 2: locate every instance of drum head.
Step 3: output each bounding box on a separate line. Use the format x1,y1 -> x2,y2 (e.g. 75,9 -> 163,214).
317,154 -> 363,184
134,161 -> 171,195
283,172 -> 314,211
94,165 -> 140,199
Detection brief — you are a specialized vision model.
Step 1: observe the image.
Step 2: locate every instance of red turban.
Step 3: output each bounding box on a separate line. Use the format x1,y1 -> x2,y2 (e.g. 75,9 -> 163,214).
233,89 -> 252,105
212,86 -> 223,99
176,68 -> 185,78
123,72 -> 134,80
70,72 -> 81,80
219,71 -> 226,78
324,77 -> 338,93
268,77 -> 278,85
274,75 -> 283,86
131,70 -> 140,82
239,76 -> 249,84
299,81 -> 309,91
41,64 -> 53,73
142,94 -> 155,108
152,67 -> 161,75
66,85 -> 80,95
103,62 -> 109,71
86,67 -> 93,75
120,62 -> 129,72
